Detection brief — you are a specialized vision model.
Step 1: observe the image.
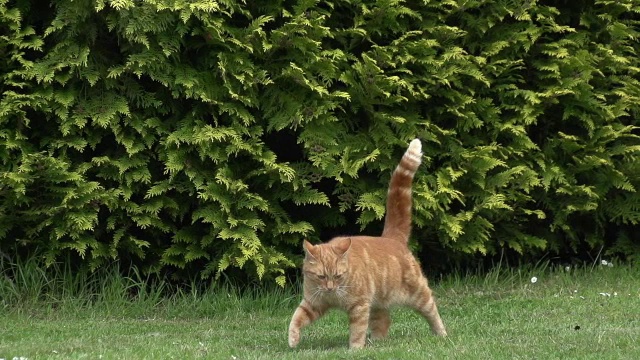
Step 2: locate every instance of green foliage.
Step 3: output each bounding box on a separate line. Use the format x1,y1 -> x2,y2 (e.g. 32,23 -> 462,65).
1,0 -> 639,284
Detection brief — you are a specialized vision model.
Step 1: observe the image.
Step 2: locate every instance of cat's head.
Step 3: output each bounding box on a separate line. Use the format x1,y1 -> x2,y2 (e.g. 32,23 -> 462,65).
302,238 -> 351,293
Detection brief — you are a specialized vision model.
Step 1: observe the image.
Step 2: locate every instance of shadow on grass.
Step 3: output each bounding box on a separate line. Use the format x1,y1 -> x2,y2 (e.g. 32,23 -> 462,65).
292,334 -> 348,350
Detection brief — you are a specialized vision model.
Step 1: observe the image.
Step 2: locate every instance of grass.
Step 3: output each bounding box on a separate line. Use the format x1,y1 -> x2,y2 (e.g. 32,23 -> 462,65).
1,258 -> 639,359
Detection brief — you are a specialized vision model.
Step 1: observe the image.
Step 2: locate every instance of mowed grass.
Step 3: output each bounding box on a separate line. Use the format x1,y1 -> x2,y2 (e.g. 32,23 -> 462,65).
1,260 -> 639,359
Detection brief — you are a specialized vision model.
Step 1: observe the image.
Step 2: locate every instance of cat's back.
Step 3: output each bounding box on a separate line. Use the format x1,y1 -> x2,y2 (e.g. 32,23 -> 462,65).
330,235 -> 420,272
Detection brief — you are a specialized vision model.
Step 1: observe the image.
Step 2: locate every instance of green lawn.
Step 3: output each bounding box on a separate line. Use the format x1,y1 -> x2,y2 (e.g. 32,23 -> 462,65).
1,262 -> 639,359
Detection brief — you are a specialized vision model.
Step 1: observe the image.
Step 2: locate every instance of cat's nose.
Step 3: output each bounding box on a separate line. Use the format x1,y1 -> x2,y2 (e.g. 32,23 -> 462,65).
326,280 -> 335,291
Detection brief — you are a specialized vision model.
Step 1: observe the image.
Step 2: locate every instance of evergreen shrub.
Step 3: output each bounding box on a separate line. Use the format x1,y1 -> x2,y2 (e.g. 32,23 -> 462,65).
1,0 -> 639,284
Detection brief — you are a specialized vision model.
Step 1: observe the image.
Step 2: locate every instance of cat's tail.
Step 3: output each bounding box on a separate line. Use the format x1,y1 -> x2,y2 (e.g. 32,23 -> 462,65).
381,139 -> 422,243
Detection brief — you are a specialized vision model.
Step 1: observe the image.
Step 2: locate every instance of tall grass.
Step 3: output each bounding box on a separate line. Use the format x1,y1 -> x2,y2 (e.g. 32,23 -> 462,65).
0,256 -> 299,318
2,253 -> 633,317
0,257 -> 166,315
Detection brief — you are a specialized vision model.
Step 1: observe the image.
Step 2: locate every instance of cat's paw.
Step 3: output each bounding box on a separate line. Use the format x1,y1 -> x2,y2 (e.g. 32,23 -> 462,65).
288,329 -> 300,348
435,328 -> 448,337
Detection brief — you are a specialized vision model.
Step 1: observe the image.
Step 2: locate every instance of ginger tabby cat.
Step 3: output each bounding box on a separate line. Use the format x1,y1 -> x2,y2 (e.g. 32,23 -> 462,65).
288,139 -> 447,349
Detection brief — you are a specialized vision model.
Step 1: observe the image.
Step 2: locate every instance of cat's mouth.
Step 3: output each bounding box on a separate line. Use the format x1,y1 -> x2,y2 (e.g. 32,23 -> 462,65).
319,285 -> 349,299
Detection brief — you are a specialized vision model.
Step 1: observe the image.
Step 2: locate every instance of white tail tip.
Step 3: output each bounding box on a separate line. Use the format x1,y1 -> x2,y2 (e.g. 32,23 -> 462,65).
408,138 -> 422,155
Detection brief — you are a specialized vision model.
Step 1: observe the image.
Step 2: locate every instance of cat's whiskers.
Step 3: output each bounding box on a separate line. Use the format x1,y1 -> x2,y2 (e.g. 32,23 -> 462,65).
309,286 -> 323,305
335,285 -> 350,302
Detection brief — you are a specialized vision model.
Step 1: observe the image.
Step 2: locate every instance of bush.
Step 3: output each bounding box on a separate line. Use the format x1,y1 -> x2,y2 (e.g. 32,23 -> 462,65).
1,0 -> 639,284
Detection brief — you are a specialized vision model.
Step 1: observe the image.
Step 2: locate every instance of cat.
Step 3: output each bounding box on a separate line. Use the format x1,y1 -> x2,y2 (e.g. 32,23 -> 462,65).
288,138 -> 447,349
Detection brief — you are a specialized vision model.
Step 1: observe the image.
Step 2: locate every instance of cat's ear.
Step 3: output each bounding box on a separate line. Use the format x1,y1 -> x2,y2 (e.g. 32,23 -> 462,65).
303,240 -> 318,261
332,237 -> 352,257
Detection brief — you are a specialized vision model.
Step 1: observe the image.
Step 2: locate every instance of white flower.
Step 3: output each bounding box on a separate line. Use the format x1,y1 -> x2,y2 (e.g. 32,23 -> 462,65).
607,262 -> 614,268
530,276 -> 538,284
565,266 -> 571,272
614,292 -> 618,296
601,260 -> 608,266
599,292 -> 611,297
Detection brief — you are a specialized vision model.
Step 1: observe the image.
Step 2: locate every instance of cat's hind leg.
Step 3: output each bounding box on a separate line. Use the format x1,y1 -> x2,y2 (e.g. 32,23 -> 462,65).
369,308 -> 391,340
288,300 -> 327,348
409,283 -> 447,336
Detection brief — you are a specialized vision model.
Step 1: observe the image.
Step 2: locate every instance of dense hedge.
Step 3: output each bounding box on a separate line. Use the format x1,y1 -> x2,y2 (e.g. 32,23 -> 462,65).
1,0 -> 639,284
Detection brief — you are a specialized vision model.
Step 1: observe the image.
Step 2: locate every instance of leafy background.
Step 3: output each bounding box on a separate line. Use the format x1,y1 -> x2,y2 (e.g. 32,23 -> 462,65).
1,0 -> 639,285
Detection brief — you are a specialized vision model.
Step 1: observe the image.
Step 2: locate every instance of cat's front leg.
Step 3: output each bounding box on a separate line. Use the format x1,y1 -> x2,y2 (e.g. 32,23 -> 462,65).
288,300 -> 325,348
348,303 -> 371,349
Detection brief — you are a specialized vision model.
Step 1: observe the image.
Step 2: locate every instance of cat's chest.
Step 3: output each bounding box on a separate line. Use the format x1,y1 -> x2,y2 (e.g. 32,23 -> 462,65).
321,292 -> 349,308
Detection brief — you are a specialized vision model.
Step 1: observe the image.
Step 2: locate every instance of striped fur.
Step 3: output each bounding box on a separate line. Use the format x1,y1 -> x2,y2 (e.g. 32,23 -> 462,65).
288,139 -> 446,350
382,138 -> 422,242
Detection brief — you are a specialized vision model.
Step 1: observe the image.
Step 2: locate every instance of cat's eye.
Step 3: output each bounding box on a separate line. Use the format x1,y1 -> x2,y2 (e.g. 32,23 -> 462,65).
335,274 -> 343,279
316,274 -> 326,280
